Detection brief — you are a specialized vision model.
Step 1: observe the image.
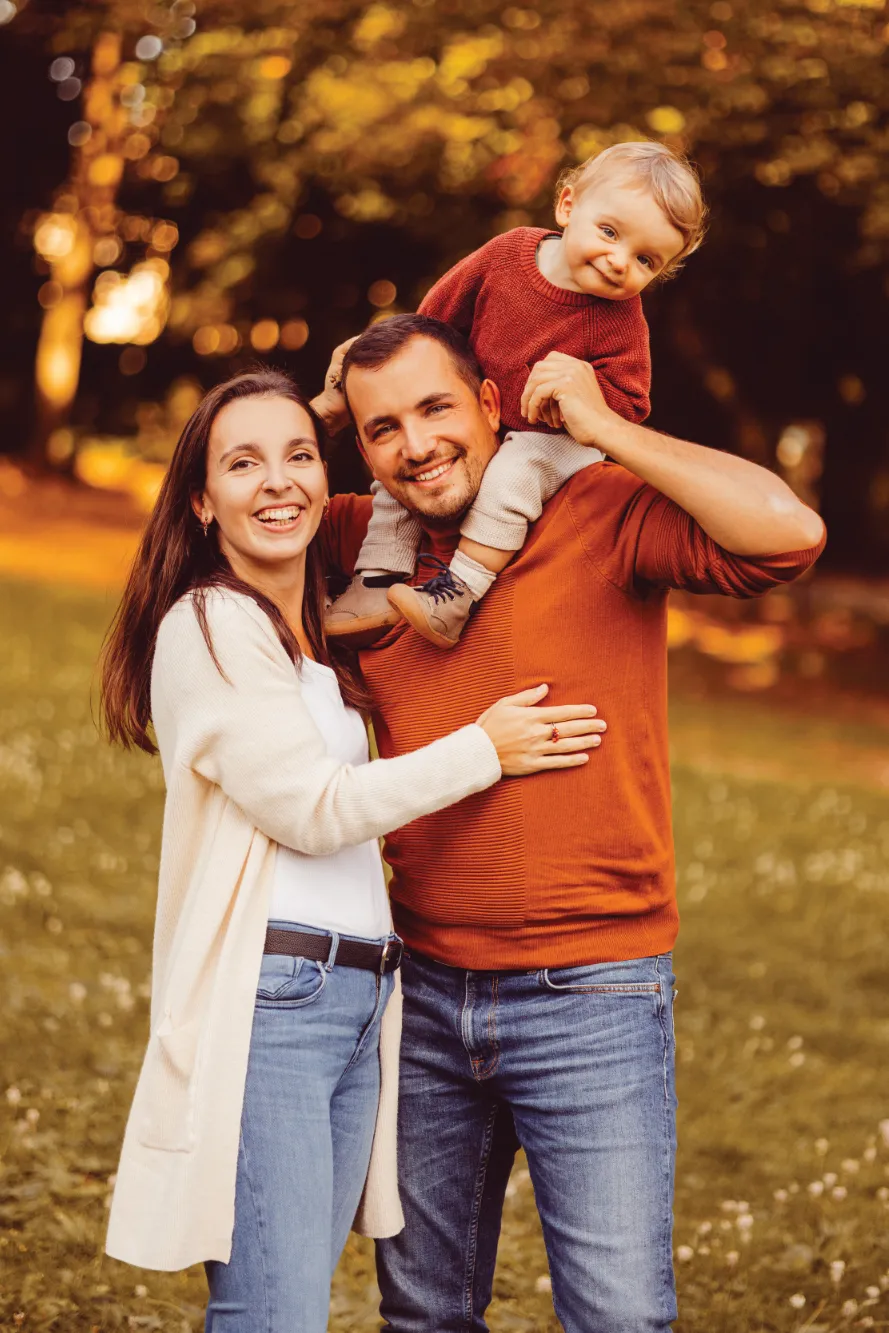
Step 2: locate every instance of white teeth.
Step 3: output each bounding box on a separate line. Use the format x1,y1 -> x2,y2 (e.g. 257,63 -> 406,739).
415,461 -> 452,482
257,507 -> 300,523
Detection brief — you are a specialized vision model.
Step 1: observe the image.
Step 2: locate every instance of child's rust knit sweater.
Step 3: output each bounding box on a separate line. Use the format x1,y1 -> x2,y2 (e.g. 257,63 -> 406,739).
418,226 -> 652,430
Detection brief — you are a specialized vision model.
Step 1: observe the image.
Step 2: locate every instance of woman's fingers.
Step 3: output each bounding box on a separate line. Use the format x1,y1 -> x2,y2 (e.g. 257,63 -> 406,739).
550,733 -> 603,753
496,684 -> 549,707
543,704 -> 599,721
541,717 -> 607,738
535,753 -> 592,769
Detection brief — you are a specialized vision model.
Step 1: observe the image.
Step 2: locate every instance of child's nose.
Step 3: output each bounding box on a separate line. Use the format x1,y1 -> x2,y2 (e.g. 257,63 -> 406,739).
608,249 -> 628,273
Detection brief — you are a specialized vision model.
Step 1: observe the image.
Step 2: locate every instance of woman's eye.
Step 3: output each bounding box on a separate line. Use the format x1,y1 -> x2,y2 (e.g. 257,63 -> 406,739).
230,457 -> 253,470
290,451 -> 314,463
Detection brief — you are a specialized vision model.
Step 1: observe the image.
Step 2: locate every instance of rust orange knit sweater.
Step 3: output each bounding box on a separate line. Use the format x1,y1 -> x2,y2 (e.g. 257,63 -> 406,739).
321,469 -> 824,969
418,226 -> 652,430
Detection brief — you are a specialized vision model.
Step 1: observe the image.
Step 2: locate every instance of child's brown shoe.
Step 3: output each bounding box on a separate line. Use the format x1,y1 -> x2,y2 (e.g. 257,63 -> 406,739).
326,574 -> 403,644
386,557 -> 474,650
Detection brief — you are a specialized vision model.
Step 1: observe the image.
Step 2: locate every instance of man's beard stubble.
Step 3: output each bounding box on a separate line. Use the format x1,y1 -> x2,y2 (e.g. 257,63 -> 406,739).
391,445 -> 486,530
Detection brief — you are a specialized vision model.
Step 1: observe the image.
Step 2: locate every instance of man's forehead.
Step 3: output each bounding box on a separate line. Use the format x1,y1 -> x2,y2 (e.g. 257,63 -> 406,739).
348,337 -> 462,413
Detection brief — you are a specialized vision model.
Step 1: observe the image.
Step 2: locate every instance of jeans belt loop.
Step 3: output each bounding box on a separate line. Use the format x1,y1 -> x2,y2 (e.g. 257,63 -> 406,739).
325,931 -> 340,972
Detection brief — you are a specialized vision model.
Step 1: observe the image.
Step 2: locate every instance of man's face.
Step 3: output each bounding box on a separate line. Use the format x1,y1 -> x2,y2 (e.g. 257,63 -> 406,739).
346,336 -> 501,529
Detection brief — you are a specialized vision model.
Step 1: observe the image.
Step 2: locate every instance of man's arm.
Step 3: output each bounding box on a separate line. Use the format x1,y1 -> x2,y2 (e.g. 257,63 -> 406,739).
522,351 -> 825,556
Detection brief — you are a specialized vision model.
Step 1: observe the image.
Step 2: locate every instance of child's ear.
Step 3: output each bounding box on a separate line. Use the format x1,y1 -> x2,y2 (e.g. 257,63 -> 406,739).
554,185 -> 575,229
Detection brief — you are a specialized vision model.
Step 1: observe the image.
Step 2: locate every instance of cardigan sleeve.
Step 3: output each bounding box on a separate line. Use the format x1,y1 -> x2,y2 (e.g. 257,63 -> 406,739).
152,593 -> 501,856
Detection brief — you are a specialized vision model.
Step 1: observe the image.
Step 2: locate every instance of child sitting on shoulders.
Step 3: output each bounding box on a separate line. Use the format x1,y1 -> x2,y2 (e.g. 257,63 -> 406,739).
327,139 -> 707,649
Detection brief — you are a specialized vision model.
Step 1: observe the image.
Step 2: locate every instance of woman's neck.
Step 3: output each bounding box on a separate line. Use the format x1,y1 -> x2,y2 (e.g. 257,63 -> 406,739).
223,546 -> 313,658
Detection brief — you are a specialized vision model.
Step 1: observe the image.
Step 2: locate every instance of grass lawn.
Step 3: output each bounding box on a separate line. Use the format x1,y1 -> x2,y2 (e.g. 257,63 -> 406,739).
1,576 -> 888,1332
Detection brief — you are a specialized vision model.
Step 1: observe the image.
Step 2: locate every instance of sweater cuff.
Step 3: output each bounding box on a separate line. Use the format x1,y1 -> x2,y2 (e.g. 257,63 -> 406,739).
450,723 -> 503,791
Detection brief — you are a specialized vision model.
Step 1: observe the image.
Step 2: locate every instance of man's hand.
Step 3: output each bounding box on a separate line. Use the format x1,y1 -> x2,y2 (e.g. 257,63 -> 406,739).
310,335 -> 359,434
520,352 -> 616,446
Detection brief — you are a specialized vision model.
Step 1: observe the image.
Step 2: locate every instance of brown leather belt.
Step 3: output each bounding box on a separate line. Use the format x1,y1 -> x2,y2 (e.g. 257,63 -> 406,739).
264,927 -> 404,975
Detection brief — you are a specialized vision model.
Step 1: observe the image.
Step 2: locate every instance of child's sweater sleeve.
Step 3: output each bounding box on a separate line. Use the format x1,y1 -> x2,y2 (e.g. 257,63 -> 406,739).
589,297 -> 652,423
418,235 -> 504,333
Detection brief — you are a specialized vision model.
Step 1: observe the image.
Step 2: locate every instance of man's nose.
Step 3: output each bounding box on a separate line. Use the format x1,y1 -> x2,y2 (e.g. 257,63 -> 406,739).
400,421 -> 437,462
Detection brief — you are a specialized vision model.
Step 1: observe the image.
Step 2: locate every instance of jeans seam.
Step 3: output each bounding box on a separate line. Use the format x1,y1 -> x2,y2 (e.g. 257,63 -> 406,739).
344,974 -> 386,1075
655,954 -> 678,1320
238,1129 -> 272,1333
461,1100 -> 499,1331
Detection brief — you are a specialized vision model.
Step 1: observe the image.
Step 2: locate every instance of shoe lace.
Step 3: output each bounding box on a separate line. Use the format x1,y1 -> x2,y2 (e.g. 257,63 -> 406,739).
415,554 -> 467,605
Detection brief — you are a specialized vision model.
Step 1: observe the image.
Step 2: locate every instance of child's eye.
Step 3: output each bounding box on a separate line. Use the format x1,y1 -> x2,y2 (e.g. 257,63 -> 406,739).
638,255 -> 653,269
599,225 -> 616,239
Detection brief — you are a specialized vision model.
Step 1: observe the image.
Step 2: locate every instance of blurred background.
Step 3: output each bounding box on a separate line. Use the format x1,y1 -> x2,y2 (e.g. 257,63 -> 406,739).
1,2 -> 888,1330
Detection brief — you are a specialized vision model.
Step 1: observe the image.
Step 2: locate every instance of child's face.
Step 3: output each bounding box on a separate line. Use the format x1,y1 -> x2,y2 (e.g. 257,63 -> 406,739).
554,175 -> 686,300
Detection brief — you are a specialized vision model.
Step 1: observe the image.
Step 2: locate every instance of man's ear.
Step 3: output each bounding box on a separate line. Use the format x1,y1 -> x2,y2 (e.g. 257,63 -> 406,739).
554,184 -> 574,230
479,378 -> 501,434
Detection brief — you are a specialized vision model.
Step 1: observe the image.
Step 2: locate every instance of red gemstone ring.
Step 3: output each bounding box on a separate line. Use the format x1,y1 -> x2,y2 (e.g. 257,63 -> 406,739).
551,724 -> 560,744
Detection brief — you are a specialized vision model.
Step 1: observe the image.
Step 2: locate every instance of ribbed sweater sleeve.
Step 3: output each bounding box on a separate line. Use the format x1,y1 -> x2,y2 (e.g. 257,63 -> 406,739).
568,464 -> 826,597
152,592 -> 501,855
590,298 -> 651,423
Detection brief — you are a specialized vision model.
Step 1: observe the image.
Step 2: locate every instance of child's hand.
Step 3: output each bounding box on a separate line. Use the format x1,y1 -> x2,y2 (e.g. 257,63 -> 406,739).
311,336 -> 359,433
521,352 -> 615,445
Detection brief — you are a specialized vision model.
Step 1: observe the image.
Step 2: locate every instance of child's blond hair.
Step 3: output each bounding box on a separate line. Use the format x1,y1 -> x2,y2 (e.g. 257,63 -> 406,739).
555,140 -> 707,276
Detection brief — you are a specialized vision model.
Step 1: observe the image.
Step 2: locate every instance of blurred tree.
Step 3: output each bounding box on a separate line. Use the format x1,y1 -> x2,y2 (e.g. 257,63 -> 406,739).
5,0 -> 889,564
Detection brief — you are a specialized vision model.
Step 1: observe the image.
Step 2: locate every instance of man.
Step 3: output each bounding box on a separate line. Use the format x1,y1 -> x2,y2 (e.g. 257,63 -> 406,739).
312,315 -> 824,1333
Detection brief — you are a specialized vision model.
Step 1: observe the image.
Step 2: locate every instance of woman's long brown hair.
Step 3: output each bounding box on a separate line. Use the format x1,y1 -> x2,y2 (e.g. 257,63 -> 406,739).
100,367 -> 369,753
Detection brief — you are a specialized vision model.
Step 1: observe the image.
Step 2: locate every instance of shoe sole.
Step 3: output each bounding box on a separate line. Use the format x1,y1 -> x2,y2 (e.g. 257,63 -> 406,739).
326,609 -> 401,641
387,585 -> 458,650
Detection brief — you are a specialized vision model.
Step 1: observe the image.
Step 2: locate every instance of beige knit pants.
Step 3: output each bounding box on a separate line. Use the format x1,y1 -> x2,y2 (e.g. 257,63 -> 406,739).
356,431 -> 605,574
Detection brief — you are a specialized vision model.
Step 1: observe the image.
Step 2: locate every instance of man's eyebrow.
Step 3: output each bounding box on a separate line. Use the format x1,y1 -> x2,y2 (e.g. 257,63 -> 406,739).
216,437 -> 317,465
363,392 -> 457,437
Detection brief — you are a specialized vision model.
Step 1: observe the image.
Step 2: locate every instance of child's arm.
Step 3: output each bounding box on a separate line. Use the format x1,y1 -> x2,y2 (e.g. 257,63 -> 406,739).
418,235 -> 503,332
587,297 -> 652,425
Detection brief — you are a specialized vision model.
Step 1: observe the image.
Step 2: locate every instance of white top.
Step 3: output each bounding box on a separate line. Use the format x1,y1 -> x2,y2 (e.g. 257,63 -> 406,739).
105,589 -> 501,1271
269,657 -> 391,939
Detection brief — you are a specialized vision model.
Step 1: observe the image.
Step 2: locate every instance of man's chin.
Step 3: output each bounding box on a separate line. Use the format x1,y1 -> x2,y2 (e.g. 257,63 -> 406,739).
394,479 -> 477,529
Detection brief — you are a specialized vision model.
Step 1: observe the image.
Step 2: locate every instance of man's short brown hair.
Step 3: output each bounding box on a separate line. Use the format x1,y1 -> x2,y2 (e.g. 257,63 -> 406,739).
341,314 -> 484,412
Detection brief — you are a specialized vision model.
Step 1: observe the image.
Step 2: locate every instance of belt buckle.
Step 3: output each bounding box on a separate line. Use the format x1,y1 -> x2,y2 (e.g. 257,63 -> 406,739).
379,938 -> 404,975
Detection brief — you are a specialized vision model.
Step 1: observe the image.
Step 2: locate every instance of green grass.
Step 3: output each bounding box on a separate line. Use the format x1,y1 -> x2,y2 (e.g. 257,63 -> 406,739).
1,577 -> 889,1332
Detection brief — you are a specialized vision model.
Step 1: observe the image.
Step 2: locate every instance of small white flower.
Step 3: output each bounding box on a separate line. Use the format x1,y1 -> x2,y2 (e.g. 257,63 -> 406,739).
676,1245 -> 694,1262
736,1213 -> 754,1232
841,1158 -> 860,1174
879,1120 -> 889,1148
697,1220 -> 712,1235
749,1014 -> 766,1031
5,1086 -> 22,1105
726,1250 -> 739,1266
823,1172 -> 838,1187
864,1146 -> 877,1163
68,982 -> 87,1004
720,1200 -> 739,1212
789,1293 -> 806,1309
787,1035 -> 804,1050
866,1285 -> 880,1299
829,1259 -> 846,1284
815,1137 -> 830,1156
832,1185 -> 848,1200
789,1051 -> 806,1068
841,1298 -> 858,1316
534,1275 -> 551,1293
25,1108 -> 39,1126
878,1186 -> 889,1202
774,1188 -> 788,1202
698,1244 -> 710,1255
808,1180 -> 825,1197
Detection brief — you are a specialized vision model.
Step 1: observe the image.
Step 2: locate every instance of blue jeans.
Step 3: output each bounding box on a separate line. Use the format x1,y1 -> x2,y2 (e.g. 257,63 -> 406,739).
205,922 -> 396,1333
377,951 -> 677,1333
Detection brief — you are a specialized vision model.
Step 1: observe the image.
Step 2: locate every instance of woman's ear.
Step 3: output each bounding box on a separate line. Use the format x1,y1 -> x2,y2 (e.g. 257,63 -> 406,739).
190,492 -> 208,522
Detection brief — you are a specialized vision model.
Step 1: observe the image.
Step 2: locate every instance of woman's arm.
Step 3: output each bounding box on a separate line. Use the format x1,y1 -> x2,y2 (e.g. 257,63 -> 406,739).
153,594 -> 602,857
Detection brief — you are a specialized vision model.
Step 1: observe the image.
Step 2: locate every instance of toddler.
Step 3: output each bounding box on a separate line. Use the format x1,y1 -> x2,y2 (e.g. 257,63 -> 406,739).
327,140 -> 706,648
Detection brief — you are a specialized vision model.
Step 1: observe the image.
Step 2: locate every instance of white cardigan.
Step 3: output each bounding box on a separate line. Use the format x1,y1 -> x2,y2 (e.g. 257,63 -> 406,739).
105,589 -> 501,1271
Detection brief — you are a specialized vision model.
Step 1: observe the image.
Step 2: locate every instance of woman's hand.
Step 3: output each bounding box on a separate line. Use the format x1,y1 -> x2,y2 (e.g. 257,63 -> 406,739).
310,336 -> 359,434
477,684 -> 606,776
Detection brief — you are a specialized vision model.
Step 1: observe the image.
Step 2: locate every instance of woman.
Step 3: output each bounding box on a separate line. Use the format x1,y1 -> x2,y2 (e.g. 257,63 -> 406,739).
99,369 -> 603,1330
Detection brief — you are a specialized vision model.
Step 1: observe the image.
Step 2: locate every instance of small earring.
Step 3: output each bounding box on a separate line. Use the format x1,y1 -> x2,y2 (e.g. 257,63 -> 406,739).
201,514 -> 210,537
322,497 -> 330,517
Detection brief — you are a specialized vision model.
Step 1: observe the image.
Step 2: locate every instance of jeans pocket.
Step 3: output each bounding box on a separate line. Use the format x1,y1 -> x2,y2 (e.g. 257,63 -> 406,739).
255,954 -> 327,1008
540,958 -> 663,995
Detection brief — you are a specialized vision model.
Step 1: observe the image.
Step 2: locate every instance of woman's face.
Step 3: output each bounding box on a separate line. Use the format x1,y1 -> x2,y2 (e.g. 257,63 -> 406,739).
195,395 -> 327,578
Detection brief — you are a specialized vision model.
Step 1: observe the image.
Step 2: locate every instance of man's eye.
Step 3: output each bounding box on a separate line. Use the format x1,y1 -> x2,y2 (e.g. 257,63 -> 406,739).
427,403 -> 448,415
373,424 -> 394,439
